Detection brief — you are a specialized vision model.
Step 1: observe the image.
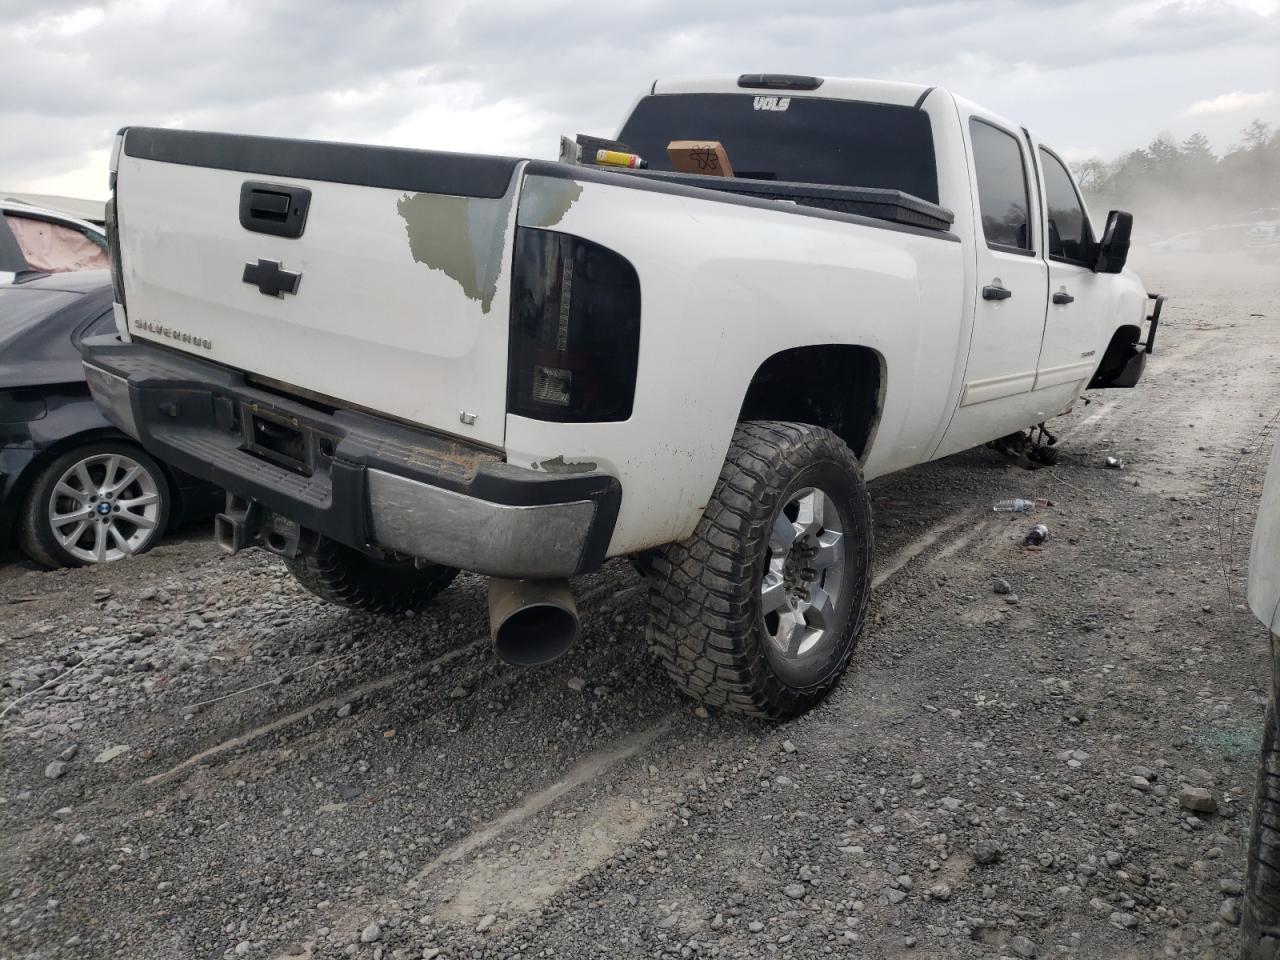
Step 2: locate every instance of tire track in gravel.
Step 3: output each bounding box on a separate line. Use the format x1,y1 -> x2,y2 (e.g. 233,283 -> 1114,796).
412,714 -> 675,881
872,513 -> 977,588
143,639 -> 485,786
144,566 -> 649,798
929,516 -> 1001,563
276,711 -> 678,959
1054,398 -> 1118,445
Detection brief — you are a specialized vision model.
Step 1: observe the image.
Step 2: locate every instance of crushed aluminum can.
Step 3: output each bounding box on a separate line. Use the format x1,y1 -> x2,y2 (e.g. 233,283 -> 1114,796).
1105,456 -> 1125,469
1024,524 -> 1050,546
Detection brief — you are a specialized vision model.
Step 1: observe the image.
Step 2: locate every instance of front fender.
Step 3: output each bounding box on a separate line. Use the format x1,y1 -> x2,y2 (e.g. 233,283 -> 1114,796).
1090,269 -> 1162,389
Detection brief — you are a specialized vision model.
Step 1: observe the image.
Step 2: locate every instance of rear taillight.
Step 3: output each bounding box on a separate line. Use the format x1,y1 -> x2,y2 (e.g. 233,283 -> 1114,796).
108,131 -> 123,191
508,227 -> 640,423
105,197 -> 126,313
107,131 -> 127,319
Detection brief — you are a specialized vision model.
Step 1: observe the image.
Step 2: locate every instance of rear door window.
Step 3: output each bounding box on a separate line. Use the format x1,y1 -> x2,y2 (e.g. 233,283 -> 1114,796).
1039,148 -> 1093,263
618,94 -> 940,203
970,120 -> 1032,253
3,215 -> 108,273
0,216 -> 26,274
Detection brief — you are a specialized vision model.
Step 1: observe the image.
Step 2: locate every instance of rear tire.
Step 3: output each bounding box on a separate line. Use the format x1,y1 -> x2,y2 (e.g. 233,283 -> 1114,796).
1244,702 -> 1280,958
646,421 -> 873,719
284,535 -> 458,614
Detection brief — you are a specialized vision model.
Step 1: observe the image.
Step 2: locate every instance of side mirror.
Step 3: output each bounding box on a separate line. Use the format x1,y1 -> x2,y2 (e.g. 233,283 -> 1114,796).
1094,210 -> 1133,274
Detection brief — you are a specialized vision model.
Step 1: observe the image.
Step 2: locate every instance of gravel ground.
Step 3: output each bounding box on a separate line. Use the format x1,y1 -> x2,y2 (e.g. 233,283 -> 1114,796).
2,252 -> 1277,960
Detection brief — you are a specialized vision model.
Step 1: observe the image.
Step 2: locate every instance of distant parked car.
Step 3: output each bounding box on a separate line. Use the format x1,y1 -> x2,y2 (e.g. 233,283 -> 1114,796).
1247,221 -> 1280,264
1149,231 -> 1203,254
0,271 -> 220,567
0,199 -> 108,284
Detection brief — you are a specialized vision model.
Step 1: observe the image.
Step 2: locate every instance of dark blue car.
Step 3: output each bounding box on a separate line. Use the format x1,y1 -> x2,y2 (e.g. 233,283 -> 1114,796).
0,271 -> 220,568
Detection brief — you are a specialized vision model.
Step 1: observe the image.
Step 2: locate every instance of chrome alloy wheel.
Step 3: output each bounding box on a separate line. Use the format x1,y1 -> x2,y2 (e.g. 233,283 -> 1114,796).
46,453 -> 161,563
760,487 -> 846,663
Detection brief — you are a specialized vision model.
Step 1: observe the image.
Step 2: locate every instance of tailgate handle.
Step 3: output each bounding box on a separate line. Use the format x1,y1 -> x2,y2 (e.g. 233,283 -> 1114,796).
239,181 -> 311,239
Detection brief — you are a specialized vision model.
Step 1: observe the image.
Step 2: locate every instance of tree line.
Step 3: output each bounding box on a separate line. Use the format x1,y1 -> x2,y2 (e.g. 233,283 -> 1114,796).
1072,120 -> 1280,237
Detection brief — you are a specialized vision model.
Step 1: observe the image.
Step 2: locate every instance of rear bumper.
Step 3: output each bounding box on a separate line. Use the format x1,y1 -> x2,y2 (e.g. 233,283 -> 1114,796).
80,336 -> 620,578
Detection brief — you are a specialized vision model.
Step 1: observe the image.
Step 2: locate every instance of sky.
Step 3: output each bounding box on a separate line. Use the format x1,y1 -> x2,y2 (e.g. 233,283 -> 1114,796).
3,0 -> 1279,201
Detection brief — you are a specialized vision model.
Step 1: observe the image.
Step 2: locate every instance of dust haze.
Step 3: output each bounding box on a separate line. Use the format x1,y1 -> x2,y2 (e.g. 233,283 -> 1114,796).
1075,118 -> 1280,277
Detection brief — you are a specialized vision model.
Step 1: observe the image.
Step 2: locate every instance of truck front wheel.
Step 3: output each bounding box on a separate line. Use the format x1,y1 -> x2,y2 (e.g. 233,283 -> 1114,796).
284,536 -> 458,614
646,421 -> 873,719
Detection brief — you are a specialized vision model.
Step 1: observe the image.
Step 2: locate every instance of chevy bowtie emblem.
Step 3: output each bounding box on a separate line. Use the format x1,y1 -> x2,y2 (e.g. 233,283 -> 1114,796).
243,258 -> 301,298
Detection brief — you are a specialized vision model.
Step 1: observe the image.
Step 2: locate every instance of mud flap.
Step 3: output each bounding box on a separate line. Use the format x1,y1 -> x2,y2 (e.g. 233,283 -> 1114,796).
1089,293 -> 1163,389
1090,345 -> 1148,389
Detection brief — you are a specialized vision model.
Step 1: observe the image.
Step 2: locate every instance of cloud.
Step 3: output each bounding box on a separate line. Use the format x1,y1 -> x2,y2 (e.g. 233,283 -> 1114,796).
2,0 -> 1278,199
1185,89 -> 1276,114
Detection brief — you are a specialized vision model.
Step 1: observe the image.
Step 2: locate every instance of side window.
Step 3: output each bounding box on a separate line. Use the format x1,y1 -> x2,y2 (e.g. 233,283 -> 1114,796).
3,215 -> 109,273
1039,148 -> 1092,262
0,216 -> 26,274
969,119 -> 1031,252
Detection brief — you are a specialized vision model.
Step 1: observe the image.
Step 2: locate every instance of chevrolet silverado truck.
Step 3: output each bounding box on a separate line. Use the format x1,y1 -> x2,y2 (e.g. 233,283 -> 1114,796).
82,74 -> 1163,718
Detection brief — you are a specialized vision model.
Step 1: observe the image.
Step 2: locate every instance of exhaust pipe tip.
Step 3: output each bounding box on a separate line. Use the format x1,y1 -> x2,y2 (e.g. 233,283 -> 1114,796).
489,578 -> 579,667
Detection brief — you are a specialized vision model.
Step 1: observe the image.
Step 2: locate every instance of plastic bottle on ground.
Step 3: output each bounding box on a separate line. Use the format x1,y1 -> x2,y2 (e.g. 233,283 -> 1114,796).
993,498 -> 1034,513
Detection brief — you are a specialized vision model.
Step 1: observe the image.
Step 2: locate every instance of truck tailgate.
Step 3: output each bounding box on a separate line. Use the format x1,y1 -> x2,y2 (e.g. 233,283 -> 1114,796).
113,128 -> 521,447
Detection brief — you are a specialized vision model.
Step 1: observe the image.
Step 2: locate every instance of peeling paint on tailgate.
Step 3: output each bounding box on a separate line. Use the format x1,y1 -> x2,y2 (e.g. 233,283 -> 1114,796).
396,188 -> 513,314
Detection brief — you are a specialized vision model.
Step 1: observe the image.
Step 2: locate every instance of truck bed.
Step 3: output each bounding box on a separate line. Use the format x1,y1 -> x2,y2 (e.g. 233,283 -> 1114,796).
110,125 -> 959,458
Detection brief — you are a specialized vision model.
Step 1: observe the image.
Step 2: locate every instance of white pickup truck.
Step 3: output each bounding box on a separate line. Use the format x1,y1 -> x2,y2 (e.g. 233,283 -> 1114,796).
83,74 -> 1163,718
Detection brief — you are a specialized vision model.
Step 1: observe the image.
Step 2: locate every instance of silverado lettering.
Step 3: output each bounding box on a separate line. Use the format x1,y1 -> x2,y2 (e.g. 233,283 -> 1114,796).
131,319 -> 211,350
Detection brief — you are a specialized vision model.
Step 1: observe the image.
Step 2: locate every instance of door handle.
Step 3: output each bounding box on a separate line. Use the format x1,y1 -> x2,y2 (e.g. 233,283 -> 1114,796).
1052,291 -> 1075,305
982,284 -> 1012,301
239,181 -> 311,239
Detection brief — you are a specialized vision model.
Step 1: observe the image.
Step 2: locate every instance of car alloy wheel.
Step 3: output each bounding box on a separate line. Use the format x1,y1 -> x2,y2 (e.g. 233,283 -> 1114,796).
47,452 -> 162,563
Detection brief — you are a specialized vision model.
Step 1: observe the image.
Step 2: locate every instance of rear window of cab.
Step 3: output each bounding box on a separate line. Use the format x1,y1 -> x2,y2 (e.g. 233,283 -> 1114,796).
618,94 -> 940,204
